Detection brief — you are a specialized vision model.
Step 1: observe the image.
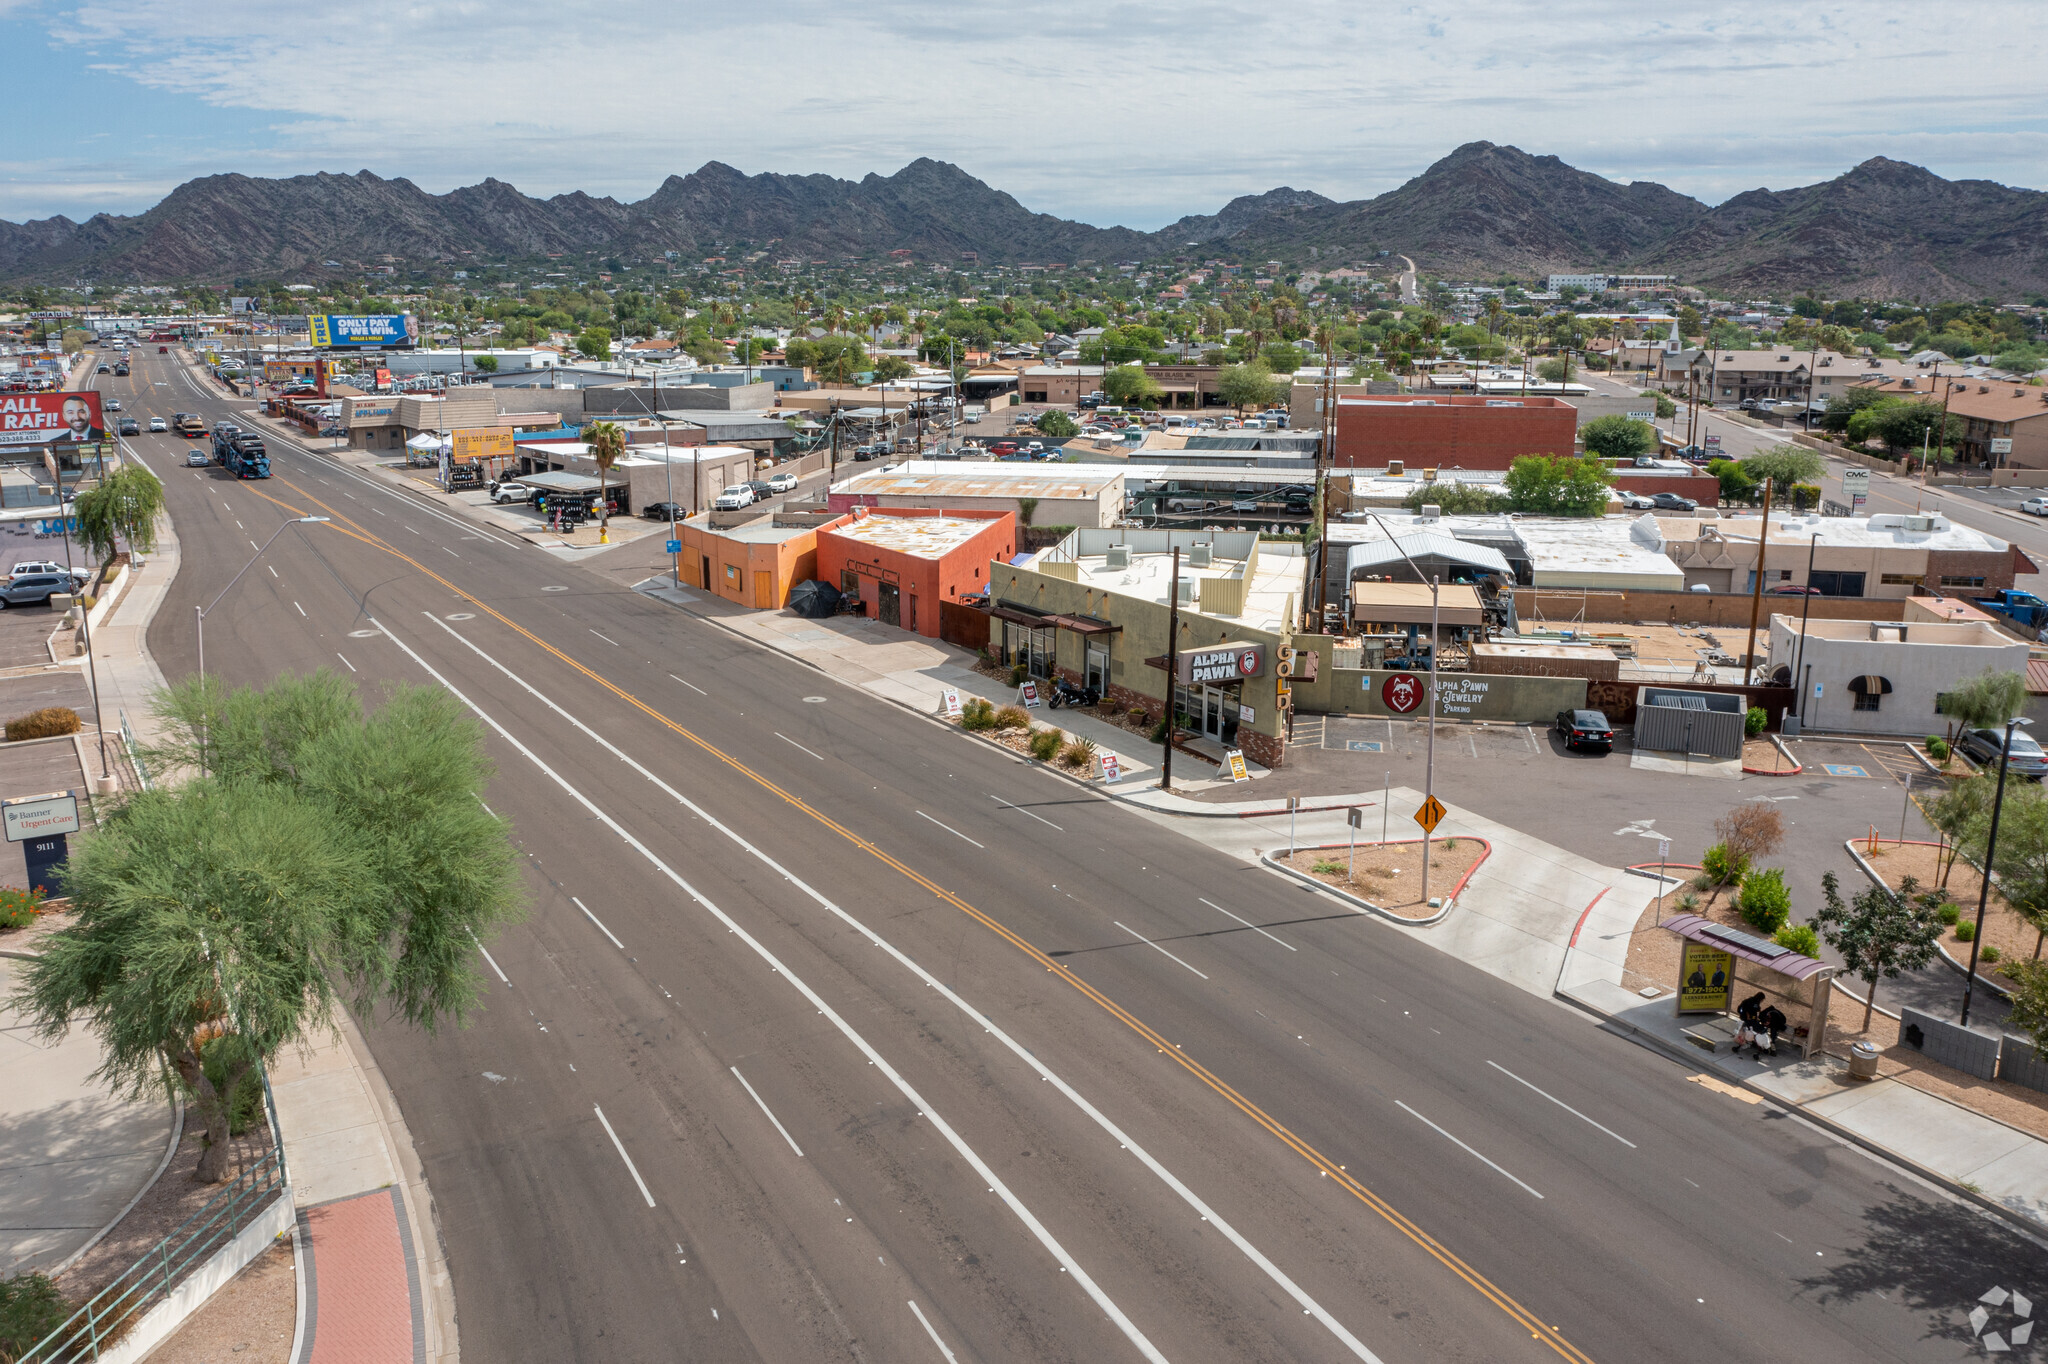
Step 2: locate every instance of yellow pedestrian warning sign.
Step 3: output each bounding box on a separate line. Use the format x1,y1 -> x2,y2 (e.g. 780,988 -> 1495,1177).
1414,795 -> 1446,834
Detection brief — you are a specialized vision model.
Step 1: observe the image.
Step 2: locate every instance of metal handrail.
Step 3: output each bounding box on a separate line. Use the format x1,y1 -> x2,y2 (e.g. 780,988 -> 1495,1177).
117,710 -> 151,792
20,1141 -> 284,1362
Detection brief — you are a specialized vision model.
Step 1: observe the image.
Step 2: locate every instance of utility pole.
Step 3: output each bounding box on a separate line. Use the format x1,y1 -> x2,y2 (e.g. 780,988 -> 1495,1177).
1742,478 -> 1775,679
1314,327 -> 1337,627
1161,545 -> 1180,792
1790,532 -> 1818,722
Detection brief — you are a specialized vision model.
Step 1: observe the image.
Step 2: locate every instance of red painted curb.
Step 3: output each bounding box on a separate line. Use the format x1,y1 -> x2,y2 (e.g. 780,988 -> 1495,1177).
1567,888 -> 1608,949
1742,761 -> 1802,775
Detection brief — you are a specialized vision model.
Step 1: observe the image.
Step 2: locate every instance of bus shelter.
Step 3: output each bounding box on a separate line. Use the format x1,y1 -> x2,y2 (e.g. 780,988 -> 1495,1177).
1661,914 -> 1835,1059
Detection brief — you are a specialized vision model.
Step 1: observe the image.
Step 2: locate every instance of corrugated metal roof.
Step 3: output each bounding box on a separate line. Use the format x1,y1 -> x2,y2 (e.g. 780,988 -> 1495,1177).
1345,532 -> 1510,576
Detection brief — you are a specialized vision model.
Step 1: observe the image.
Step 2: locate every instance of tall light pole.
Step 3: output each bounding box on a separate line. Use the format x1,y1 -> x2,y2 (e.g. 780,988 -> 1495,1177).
1962,716 -> 2031,1028
1358,511 -> 1441,909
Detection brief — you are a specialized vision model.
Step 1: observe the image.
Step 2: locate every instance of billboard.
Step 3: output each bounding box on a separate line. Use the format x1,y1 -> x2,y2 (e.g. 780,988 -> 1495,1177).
308,314 -> 417,349
453,428 -> 514,463
0,391 -> 102,447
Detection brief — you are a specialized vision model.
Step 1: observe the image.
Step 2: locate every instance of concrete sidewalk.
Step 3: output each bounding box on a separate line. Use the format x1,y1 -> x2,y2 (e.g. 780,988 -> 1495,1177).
69,420 -> 459,1362
1559,914 -> 2048,1234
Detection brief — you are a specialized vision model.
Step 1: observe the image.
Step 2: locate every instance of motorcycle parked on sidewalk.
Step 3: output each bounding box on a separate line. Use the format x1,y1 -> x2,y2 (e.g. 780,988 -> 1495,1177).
1047,678 -> 1099,710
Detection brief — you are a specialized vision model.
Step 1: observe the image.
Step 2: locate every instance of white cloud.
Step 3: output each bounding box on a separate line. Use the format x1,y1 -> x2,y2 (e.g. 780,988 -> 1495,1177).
18,0 -> 2048,224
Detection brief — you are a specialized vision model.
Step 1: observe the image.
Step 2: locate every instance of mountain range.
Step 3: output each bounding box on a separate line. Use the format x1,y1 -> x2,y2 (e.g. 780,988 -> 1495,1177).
4,143 -> 2042,300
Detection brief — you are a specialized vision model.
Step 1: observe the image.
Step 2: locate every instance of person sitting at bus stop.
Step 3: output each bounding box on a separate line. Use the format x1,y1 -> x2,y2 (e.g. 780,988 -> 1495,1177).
1759,1003 -> 1788,1058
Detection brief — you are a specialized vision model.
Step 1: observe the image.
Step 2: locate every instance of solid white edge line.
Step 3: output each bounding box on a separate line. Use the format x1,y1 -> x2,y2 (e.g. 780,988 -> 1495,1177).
468,927 -> 510,986
335,653 -> 354,672
988,793 -> 1061,830
420,609 -> 1383,1362
1396,1101 -> 1544,1199
570,895 -> 626,950
775,732 -> 824,761
1198,897 -> 1297,951
593,1104 -> 657,1208
590,630 -> 618,646
1113,921 -> 1209,980
1486,1060 -> 1636,1148
381,614 -> 1171,1363
907,1301 -> 960,1363
730,1066 -> 804,1157
915,810 -> 984,848
293,601 -> 305,616
669,674 -> 706,694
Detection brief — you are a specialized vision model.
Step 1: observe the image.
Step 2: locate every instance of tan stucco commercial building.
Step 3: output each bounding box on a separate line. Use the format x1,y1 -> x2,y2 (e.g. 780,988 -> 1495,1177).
987,529 -> 1306,768
1768,615 -> 2029,736
1645,511 -> 2027,598
828,461 -> 1125,529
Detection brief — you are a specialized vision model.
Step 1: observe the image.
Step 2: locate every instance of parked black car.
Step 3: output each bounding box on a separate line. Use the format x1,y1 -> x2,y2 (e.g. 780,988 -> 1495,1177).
1555,709 -> 1615,751
641,502 -> 686,521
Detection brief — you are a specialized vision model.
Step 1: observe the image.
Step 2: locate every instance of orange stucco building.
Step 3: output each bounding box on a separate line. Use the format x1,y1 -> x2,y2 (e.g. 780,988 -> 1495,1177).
673,510 -> 853,608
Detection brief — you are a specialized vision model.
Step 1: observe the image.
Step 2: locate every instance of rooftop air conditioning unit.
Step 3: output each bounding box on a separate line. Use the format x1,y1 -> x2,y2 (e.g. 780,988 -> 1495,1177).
1387,459 -> 1405,476
1174,580 -> 1194,605
1189,543 -> 1214,568
1105,544 -> 1131,569
1420,504 -> 1441,521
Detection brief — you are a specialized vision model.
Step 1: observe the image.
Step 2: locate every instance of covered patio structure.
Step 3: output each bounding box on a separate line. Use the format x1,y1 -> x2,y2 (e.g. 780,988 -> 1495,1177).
1661,913 -> 1835,1059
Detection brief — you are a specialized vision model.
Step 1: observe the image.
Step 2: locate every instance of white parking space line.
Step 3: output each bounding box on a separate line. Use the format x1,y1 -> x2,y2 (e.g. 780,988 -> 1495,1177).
1396,1101 -> 1544,1199
571,895 -> 626,950
1114,921 -> 1209,979
908,1301 -> 960,1363
593,1105 -> 657,1208
730,1067 -> 804,1157
378,615 -> 1174,1361
774,732 -> 823,761
669,674 -> 706,694
915,810 -> 983,848
988,794 -> 1061,830
1486,1060 -> 1636,1148
1198,897 -> 1296,951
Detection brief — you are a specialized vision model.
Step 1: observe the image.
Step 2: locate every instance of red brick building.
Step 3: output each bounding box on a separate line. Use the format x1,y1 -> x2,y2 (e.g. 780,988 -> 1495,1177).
1334,395 -> 1579,471
816,508 -> 1016,638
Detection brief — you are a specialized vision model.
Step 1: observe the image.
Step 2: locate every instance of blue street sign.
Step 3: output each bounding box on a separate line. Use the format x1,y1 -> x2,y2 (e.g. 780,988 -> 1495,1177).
664,539 -> 682,554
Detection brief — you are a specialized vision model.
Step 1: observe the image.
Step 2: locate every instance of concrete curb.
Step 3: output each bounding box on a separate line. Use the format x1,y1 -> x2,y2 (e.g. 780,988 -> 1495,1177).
1842,838 -> 2013,1003
1740,731 -> 1802,776
1256,837 -> 1491,927
47,1094 -> 184,1279
1554,985 -> 2048,1242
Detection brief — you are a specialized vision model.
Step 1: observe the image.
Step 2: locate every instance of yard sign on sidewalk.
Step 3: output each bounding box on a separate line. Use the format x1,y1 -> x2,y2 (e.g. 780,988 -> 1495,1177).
1099,752 -> 1122,783
1019,680 -> 1040,708
1225,749 -> 1249,782
938,688 -> 963,718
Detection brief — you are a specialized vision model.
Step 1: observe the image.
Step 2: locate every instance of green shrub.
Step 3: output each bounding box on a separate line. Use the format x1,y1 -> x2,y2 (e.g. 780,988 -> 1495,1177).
1955,919 -> 1976,942
993,705 -> 1031,731
1744,706 -> 1767,739
1312,858 -> 1345,875
1773,922 -> 1821,958
960,697 -> 997,732
0,886 -> 44,930
1027,727 -> 1063,762
1677,891 -> 1701,911
1127,707 -> 1149,727
0,1271 -> 76,1356
1938,902 -> 1961,926
1737,867 -> 1791,934
1981,945 -> 2003,965
1150,716 -> 1170,744
1009,662 -> 1026,686
1702,842 -> 1749,885
1926,735 -> 1950,761
1058,737 -> 1096,770
4,707 -> 79,741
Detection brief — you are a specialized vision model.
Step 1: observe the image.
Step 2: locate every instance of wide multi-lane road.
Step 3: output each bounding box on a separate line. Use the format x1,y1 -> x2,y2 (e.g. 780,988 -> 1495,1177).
94,350 -> 2042,1362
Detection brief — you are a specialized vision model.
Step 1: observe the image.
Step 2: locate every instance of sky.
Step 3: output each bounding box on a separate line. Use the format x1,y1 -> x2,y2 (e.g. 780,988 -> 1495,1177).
2,0 -> 2043,229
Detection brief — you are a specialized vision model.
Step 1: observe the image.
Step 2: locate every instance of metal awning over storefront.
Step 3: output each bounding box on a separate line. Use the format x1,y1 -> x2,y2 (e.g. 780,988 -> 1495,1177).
1044,613 -> 1121,635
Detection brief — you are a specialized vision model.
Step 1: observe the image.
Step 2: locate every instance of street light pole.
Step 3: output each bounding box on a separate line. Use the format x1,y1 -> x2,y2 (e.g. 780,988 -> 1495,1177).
1962,716 -> 2031,1028
1161,544 -> 1180,791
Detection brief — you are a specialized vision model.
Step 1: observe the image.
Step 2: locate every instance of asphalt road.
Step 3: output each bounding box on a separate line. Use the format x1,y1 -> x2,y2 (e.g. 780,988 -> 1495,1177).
90,350 -> 2048,1362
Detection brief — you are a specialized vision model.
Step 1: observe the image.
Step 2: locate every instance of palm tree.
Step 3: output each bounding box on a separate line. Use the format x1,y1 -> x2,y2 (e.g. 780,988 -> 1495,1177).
586,420 -> 624,545
1483,295 -> 1504,339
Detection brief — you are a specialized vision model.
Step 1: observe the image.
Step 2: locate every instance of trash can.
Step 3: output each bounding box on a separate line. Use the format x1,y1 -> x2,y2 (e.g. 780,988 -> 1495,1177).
1849,1041 -> 1881,1081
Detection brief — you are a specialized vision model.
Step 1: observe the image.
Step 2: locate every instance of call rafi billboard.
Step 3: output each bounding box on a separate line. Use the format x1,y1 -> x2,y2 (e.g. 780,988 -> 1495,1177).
0,391 -> 102,447
308,314 -> 418,349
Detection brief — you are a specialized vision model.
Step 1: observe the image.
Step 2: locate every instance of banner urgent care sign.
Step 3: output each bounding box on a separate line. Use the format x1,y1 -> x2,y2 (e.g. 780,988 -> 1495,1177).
0,391 -> 102,447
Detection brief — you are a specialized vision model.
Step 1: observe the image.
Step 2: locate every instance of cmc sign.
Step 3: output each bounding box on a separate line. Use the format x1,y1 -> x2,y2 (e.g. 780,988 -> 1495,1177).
453,428 -> 514,463
0,392 -> 102,447
308,314 -> 418,348
2,791 -> 79,842
1178,643 -> 1264,685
